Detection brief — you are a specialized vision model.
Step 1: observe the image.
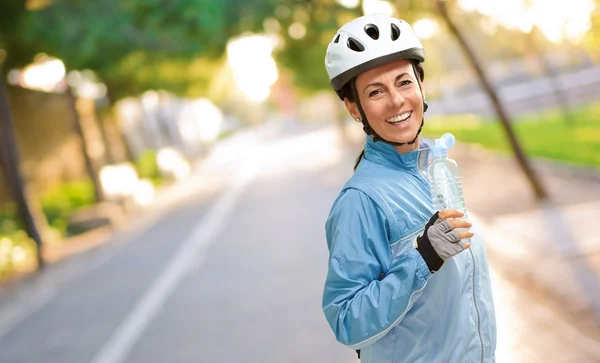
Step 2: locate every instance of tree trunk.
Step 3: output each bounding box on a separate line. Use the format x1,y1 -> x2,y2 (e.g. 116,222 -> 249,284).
95,109 -> 116,165
66,88 -> 105,203
436,0 -> 548,201
101,83 -> 136,164
0,71 -> 44,267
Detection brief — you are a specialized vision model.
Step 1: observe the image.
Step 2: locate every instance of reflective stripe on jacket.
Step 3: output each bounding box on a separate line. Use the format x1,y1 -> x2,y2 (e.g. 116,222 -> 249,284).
323,136 -> 497,363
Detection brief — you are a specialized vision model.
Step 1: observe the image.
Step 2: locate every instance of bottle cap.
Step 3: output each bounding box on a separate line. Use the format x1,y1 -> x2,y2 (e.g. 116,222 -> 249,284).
431,133 -> 455,156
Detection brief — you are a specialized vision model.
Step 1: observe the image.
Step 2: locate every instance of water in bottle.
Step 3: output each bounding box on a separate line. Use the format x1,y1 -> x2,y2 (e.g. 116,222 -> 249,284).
426,133 -> 470,243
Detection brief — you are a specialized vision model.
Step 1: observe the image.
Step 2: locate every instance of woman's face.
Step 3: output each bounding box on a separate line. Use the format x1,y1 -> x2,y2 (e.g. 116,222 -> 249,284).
345,59 -> 425,153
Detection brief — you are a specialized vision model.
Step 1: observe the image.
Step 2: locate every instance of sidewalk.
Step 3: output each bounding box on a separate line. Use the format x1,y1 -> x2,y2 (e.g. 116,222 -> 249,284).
449,142 -> 600,334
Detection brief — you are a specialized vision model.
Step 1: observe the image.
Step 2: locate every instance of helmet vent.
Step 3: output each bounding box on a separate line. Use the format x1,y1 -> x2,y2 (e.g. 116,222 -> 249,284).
391,23 -> 401,40
334,34 -> 340,43
364,24 -> 379,40
347,37 -> 365,52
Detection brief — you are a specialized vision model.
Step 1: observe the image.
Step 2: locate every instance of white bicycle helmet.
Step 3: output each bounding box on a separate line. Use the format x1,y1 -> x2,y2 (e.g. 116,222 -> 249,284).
325,13 -> 425,94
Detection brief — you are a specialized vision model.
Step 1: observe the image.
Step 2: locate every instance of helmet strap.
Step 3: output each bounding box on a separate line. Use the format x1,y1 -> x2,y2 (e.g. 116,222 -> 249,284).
350,61 -> 427,147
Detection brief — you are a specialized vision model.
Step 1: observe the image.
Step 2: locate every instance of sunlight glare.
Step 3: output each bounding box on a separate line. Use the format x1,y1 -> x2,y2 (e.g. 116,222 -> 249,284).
288,23 -> 307,39
227,35 -> 279,103
11,246 -> 26,264
100,163 -> 139,199
413,18 -> 439,39
133,179 -> 156,206
530,0 -> 595,43
362,0 -> 394,16
336,0 -> 360,8
20,55 -> 66,92
457,0 -> 478,12
193,98 -> 223,143
457,0 -> 596,43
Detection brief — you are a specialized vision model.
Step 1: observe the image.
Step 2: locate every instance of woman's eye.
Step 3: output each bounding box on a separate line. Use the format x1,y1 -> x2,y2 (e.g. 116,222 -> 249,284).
369,90 -> 381,97
399,80 -> 412,87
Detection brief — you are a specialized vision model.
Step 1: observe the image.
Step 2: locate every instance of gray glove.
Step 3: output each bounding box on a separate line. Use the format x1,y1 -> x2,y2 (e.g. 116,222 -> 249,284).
415,211 -> 468,272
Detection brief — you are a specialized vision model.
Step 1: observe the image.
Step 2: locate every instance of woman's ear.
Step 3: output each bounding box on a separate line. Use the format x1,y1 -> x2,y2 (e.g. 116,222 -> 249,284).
343,97 -> 360,121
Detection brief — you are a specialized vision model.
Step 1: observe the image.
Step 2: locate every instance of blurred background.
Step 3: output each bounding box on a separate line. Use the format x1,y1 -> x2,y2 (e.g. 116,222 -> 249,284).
0,0 -> 599,362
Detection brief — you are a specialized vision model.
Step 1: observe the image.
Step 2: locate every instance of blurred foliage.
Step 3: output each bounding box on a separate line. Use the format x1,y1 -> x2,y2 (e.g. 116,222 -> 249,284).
0,230 -> 38,281
586,5 -> 600,61
0,202 -> 20,235
134,149 -> 163,186
272,2 -> 361,94
0,204 -> 39,281
38,180 -> 95,236
423,101 -> 600,167
0,1 -> 32,68
0,0 -> 598,99
0,0 -> 281,99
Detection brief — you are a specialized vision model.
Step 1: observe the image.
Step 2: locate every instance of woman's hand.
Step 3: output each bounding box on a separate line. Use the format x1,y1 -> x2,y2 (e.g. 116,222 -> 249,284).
415,209 -> 474,273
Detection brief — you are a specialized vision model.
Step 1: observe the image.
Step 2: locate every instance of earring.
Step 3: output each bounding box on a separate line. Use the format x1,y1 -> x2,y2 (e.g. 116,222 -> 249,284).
355,117 -> 361,122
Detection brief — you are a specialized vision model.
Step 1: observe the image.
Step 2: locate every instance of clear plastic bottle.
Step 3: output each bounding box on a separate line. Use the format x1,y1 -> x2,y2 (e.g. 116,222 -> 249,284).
426,133 -> 470,243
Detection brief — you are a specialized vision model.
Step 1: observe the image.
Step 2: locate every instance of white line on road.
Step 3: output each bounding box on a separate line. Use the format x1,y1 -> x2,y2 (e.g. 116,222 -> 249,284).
0,199 -> 171,342
89,147 -> 264,363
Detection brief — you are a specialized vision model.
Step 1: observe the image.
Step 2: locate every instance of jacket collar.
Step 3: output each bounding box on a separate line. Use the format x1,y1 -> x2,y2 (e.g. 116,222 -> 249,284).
363,135 -> 432,171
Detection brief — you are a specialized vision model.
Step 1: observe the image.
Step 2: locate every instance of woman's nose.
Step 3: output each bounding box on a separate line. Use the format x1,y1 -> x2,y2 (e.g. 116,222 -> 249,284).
390,90 -> 405,106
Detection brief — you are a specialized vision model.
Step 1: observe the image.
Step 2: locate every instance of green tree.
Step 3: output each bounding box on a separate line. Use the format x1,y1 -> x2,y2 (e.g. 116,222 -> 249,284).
2,0 -> 281,99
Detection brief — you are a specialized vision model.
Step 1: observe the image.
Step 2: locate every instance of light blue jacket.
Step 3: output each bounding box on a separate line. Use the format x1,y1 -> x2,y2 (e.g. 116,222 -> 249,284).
323,136 -> 496,363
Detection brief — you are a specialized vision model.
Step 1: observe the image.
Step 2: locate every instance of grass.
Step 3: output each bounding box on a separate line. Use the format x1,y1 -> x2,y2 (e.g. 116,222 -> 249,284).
422,101 -> 600,168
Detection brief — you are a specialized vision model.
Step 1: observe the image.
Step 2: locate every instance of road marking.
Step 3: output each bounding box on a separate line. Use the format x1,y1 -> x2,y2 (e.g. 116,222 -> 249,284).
90,147 -> 264,363
0,206 -> 165,342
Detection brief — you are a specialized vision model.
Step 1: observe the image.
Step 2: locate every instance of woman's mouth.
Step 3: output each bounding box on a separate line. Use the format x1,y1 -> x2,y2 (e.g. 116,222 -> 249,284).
385,111 -> 412,125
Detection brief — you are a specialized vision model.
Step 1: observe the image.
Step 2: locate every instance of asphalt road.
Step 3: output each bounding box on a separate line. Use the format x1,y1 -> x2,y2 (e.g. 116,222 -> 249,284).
0,125 -> 599,363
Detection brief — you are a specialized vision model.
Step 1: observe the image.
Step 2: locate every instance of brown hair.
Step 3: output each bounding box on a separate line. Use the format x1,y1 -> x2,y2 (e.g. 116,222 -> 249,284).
344,61 -> 425,171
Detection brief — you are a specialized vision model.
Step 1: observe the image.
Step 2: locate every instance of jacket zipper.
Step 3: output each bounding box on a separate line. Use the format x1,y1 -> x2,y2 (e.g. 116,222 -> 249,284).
469,248 -> 484,362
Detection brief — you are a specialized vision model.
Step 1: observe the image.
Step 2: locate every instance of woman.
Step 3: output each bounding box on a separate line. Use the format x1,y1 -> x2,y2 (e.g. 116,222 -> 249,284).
322,14 -> 497,362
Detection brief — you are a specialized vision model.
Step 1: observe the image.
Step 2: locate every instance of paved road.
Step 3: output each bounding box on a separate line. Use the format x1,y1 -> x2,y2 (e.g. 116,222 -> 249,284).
0,126 -> 599,362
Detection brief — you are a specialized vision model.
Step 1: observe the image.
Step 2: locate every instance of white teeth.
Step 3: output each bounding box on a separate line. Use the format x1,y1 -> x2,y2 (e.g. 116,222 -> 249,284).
386,112 -> 412,123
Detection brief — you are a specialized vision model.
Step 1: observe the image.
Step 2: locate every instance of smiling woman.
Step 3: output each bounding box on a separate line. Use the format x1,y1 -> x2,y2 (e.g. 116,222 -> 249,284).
321,13 -> 497,363
336,53 -> 425,170
343,59 -> 426,153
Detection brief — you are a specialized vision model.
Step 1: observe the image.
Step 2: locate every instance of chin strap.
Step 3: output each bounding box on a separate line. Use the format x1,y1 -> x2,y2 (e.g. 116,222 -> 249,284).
352,62 -> 428,147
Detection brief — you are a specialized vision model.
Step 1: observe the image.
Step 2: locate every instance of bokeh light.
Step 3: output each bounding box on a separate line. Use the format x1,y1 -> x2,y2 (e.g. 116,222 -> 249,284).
336,0 -> 360,8
413,18 -> 440,40
17,54 -> 66,92
226,35 -> 279,102
362,0 -> 394,16
458,0 -> 596,43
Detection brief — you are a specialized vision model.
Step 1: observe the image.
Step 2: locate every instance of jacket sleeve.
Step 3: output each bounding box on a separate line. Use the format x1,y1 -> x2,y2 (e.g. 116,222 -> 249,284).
322,189 -> 432,350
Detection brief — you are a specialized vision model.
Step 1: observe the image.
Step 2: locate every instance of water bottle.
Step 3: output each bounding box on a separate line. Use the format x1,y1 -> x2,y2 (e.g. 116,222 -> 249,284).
426,133 -> 470,243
